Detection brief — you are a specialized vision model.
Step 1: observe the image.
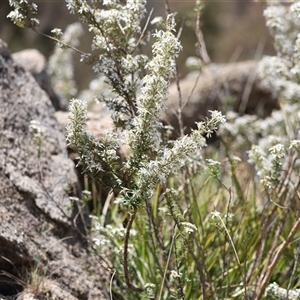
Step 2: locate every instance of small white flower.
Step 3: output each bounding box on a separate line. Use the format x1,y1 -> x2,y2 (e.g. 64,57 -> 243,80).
289,140 -> 300,150
102,0 -> 116,6
209,110 -> 227,124
180,222 -> 197,234
93,237 -> 107,246
82,190 -> 91,196
51,28 -> 63,36
211,211 -> 221,219
269,144 -> 285,159
150,16 -> 163,25
291,2 -> 300,17
69,196 -> 79,202
206,159 -> 222,178
170,270 -> 182,279
144,283 -> 156,297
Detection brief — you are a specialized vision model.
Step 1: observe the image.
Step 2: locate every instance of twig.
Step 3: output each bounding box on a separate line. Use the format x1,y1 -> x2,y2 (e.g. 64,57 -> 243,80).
195,1 -> 211,65
32,28 -> 91,58
132,8 -> 153,54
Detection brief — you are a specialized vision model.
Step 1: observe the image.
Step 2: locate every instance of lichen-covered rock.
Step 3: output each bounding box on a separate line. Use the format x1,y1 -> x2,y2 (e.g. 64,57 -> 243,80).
0,39 -> 108,299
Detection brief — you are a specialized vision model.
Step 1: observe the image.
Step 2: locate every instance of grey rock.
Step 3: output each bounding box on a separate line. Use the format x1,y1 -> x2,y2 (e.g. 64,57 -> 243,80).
12,49 -> 67,111
163,60 -> 278,136
0,39 -> 108,299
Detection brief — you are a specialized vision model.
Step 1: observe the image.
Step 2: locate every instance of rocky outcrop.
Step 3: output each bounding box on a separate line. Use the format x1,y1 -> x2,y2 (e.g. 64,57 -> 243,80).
0,39 -> 108,300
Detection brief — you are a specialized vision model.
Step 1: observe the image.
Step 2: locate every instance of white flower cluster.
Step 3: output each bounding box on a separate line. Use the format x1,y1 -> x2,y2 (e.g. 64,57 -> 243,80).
243,2 -> 300,191
65,0 -> 148,128
7,0 -> 39,28
219,112 -> 259,152
220,109 -> 289,157
206,159 -> 222,178
259,56 -> 300,105
248,143 -> 286,190
259,2 -> 300,107
128,14 -> 182,157
144,283 -> 156,298
66,99 -> 120,181
180,222 -> 197,234
289,139 -> 300,153
91,218 -> 137,262
265,282 -> 300,300
253,1 -> 300,157
263,4 -> 300,57
125,111 -> 225,207
220,2 -> 300,194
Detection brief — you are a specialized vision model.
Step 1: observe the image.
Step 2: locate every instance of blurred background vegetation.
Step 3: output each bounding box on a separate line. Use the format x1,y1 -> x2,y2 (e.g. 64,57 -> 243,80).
0,0 -> 275,91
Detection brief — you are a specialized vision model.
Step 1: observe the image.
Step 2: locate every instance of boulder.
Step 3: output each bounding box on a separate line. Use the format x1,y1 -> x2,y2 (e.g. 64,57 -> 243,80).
0,39 -> 108,300
163,60 -> 278,136
12,49 -> 67,111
